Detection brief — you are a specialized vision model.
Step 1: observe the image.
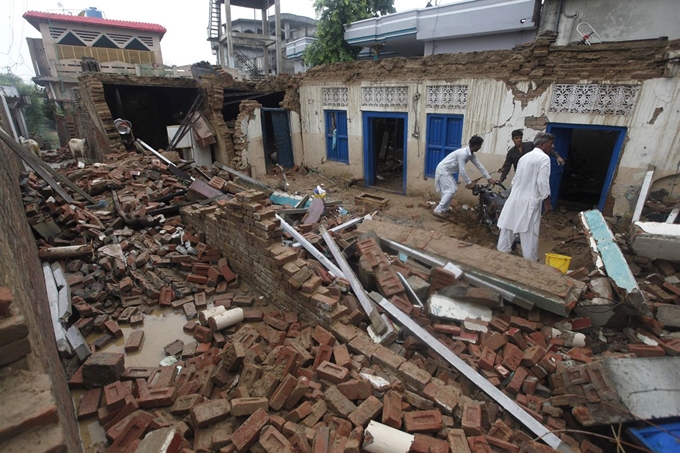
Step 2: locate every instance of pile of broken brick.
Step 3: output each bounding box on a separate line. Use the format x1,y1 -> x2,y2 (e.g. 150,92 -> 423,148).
17,148 -> 680,453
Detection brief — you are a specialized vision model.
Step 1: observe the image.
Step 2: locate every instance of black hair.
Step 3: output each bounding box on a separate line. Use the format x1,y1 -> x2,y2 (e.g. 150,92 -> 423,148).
469,135 -> 484,147
511,129 -> 523,138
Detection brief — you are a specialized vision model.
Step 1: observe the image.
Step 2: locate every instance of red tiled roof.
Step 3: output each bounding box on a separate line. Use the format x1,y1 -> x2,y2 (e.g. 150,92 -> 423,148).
23,11 -> 167,38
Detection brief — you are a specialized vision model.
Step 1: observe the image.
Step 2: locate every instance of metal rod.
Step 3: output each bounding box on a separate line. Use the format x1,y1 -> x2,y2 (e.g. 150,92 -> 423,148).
136,139 -> 195,182
396,271 -> 424,308
320,226 -> 388,335
276,215 -> 345,279
375,295 -> 563,451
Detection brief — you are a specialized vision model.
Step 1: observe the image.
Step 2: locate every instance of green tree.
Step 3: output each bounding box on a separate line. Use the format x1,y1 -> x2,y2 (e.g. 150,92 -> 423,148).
304,0 -> 395,67
0,74 -> 55,138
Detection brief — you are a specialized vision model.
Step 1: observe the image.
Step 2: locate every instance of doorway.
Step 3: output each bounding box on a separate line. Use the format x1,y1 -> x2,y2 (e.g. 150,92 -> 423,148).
546,124 -> 627,212
261,108 -> 294,169
362,112 -> 408,193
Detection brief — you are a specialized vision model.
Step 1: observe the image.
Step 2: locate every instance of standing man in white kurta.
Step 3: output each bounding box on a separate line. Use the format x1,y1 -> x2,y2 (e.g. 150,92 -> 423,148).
433,135 -> 496,219
496,133 -> 554,261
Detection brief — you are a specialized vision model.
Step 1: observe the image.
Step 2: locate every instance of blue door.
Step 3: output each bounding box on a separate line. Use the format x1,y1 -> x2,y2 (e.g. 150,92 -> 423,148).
268,109 -> 294,168
425,114 -> 463,178
362,111 -> 409,194
547,124 -> 627,211
325,110 -> 349,163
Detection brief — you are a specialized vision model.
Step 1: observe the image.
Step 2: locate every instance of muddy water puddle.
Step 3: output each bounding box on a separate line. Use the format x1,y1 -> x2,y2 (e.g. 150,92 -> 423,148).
76,308 -> 195,452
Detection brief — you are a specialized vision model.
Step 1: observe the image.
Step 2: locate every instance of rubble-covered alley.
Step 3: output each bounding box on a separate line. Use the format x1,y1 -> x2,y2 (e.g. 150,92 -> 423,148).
1,113 -> 680,453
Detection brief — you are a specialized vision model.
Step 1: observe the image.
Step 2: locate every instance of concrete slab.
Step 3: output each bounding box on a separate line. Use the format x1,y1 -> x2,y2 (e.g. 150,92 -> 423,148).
358,219 -> 585,317
630,221 -> 680,261
602,357 -> 680,422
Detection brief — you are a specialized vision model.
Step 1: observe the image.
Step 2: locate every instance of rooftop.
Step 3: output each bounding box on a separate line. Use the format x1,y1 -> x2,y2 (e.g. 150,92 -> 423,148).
23,11 -> 167,37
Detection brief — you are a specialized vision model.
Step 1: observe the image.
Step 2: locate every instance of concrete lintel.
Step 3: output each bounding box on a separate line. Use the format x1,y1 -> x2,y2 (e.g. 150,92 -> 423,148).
630,221 -> 680,261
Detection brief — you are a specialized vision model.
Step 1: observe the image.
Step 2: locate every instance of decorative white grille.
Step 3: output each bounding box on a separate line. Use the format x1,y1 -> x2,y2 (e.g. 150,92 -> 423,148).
73,30 -> 100,43
361,86 -> 408,107
138,36 -> 155,47
426,85 -> 468,109
322,87 -> 348,108
108,33 -> 134,46
549,84 -> 640,115
49,27 -> 66,39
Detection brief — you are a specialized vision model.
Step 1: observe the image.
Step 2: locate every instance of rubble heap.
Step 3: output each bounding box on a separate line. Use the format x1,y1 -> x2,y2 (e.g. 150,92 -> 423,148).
14,149 -> 680,453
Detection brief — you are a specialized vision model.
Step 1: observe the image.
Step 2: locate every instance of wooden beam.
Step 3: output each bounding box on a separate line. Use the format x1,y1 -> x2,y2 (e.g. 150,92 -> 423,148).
632,168 -> 655,222
320,226 -> 388,335
373,294 -> 563,451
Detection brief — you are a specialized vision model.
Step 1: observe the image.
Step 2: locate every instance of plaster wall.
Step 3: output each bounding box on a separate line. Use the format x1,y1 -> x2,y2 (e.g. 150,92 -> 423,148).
299,75 -> 680,218
247,108 -> 266,177
539,0 -> 680,45
424,30 -> 538,55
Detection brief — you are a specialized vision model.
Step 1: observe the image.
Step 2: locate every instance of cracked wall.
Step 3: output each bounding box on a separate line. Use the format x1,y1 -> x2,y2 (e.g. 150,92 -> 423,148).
298,36 -> 680,218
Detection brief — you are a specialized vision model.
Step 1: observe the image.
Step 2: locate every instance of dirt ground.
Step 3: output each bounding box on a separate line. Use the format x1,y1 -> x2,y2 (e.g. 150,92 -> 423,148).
259,168 -> 594,271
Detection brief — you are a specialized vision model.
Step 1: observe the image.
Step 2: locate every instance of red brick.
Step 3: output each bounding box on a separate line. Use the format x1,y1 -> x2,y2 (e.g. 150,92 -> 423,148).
284,376 -> 310,410
191,399 -> 232,428
312,425 -> 330,453
403,409 -> 443,433
219,264 -> 238,283
125,330 -> 145,353
324,387 -> 356,418
316,361 -> 349,384
480,332 -> 506,351
461,403 -> 483,436
411,434 -> 450,453
336,379 -> 372,401
485,435 -> 519,453
286,401 -> 314,423
478,347 -> 496,371
170,394 -> 205,416
82,352 -> 125,388
78,388 -> 102,420
580,439 -> 604,453
104,381 -> 127,411
270,374 -> 298,411
137,381 -> 177,409
433,324 -> 462,335
398,361 -> 432,390
231,397 -> 269,417
389,295 -> 413,315
259,425 -> 294,452
107,411 -> 153,453
328,416 -> 352,436
104,320 -> 124,339
232,408 -> 269,452
187,273 -> 208,284
333,343 -> 352,369
382,390 -> 403,428
348,395 -> 383,427
448,429 -> 470,453
506,367 -> 528,395
0,287 -> 13,317
194,325 -> 213,343
313,344 -> 333,371
521,346 -> 547,368
468,436 -> 492,453
628,344 -> 665,357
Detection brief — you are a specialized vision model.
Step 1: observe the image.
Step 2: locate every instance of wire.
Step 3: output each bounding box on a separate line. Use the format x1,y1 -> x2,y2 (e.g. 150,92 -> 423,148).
530,429 -> 652,453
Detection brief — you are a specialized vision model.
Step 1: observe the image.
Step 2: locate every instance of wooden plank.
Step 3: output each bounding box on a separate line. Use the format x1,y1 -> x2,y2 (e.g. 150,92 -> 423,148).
355,193 -> 389,209
320,227 -> 388,335
373,293 -> 563,451
0,128 -> 75,203
303,198 -> 325,225
667,208 -> 679,224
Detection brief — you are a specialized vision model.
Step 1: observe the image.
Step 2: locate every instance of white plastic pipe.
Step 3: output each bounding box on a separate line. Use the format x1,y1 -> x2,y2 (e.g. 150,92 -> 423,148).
209,308 -> 244,331
363,421 -> 414,453
199,305 -> 227,326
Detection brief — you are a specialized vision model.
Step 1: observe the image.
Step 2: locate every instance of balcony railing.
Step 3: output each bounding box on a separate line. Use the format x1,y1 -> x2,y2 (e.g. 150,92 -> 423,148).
47,59 -> 192,80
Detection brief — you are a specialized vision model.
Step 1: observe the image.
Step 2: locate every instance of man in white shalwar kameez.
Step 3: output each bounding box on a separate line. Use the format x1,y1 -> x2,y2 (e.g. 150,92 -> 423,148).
433,136 -> 496,219
496,133 -> 554,261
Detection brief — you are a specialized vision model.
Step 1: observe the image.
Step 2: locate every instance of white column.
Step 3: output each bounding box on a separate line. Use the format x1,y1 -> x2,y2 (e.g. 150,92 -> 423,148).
225,0 -> 235,68
275,0 -> 283,74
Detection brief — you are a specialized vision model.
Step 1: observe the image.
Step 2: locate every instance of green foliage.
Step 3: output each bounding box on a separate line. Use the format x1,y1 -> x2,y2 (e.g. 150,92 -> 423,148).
0,73 -> 50,136
303,0 -> 395,67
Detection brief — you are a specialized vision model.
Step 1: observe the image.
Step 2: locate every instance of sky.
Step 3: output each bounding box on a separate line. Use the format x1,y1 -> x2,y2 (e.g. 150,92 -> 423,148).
0,0 -> 435,83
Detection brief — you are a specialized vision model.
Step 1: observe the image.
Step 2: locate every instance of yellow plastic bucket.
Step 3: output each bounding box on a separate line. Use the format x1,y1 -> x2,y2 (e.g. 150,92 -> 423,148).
545,253 -> 571,274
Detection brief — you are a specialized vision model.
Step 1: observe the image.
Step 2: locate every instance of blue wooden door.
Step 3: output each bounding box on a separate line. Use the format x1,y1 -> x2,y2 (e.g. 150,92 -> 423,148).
270,110 -> 294,168
325,110 -> 349,163
548,127 -> 571,209
425,114 -> 463,178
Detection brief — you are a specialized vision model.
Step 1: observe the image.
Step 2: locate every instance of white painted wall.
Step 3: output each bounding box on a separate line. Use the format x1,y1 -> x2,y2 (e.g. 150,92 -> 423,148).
299,76 -> 680,218
246,109 -> 266,177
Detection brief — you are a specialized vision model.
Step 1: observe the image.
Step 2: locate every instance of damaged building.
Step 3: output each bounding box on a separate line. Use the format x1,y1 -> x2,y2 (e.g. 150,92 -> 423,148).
0,1 -> 679,453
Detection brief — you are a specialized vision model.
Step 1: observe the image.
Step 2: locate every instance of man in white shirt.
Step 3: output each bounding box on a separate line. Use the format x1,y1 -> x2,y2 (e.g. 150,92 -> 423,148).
496,133 -> 554,261
433,135 -> 496,219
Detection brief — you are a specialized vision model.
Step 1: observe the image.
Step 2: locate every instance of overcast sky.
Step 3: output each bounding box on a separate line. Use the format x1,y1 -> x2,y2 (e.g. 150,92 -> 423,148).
1,0 -> 436,82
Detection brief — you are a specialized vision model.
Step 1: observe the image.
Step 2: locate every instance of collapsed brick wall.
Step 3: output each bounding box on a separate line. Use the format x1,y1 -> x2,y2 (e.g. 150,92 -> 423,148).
181,195 -> 344,327
71,80 -> 124,160
231,100 -> 262,171
301,33 -> 679,107
201,79 -> 233,165
0,108 -> 81,452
